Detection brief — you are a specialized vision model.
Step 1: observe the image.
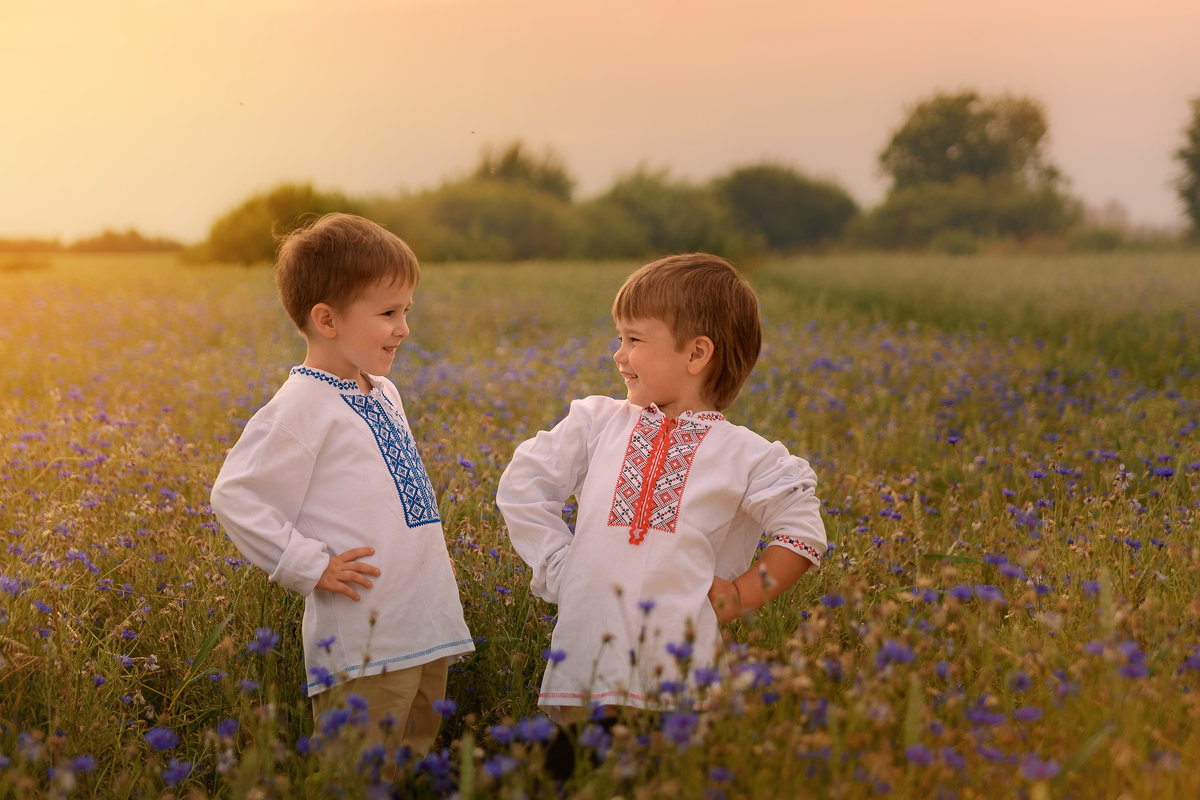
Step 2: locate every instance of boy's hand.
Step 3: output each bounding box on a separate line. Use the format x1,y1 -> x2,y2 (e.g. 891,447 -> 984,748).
708,576 -> 742,624
315,547 -> 381,601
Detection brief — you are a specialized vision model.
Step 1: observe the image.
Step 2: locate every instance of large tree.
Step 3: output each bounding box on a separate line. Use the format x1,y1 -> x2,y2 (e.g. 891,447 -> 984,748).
880,90 -> 1060,190
1174,96 -> 1200,235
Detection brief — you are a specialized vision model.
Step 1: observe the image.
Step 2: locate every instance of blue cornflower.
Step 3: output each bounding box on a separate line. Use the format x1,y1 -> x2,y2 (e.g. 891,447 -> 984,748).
904,744 -> 934,765
638,599 -> 656,613
320,708 -> 351,738
236,678 -> 259,692
948,584 -> 975,601
488,724 -> 515,744
1019,754 -> 1060,780
709,766 -> 735,784
876,639 -> 915,667
820,594 -> 844,608
144,726 -> 179,751
217,718 -> 238,738
309,666 -> 335,688
666,641 -> 693,661
71,754 -> 97,772
317,635 -> 336,649
542,648 -> 566,664
515,715 -> 554,743
162,758 -> 192,787
483,754 -> 519,778
693,665 -> 721,688
976,585 -> 1005,604
661,711 -> 698,748
579,723 -> 612,757
432,698 -> 457,718
1013,706 -> 1043,722
246,627 -> 279,655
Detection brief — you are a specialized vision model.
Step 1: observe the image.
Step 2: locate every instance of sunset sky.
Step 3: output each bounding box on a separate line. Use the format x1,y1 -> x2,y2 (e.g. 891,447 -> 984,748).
2,0 -> 1198,242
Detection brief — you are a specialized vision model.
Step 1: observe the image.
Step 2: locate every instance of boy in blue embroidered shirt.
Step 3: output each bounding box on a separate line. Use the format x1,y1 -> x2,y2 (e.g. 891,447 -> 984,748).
211,213 -> 473,755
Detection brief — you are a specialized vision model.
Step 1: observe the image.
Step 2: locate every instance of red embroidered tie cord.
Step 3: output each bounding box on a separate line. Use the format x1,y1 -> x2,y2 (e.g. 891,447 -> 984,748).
628,418 -> 675,544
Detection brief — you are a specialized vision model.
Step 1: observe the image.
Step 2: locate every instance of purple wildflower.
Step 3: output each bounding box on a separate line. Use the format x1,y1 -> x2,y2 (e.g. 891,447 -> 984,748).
246,627 -> 279,655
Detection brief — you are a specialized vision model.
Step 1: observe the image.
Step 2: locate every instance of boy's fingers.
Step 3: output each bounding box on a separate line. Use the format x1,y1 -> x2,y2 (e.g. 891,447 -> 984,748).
338,546 -> 376,561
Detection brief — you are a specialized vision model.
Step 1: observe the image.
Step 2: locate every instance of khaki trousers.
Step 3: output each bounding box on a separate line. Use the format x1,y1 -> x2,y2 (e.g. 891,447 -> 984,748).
311,657 -> 450,756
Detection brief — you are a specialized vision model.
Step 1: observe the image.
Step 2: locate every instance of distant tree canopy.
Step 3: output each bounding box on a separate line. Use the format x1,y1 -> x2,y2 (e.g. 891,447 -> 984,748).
197,183 -> 363,265
713,163 -> 859,251
473,141 -> 575,202
880,90 -> 1060,190
68,228 -> 181,253
858,89 -> 1074,248
1174,95 -> 1200,236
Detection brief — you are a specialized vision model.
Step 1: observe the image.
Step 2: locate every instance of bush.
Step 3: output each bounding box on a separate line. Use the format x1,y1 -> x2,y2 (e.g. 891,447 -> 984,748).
195,183 -> 363,265
368,179 -> 577,262
593,167 -> 744,259
845,175 -> 1076,249
713,163 -> 859,251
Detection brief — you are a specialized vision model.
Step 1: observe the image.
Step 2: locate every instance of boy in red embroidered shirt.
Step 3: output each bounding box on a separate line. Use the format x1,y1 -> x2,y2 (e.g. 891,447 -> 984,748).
497,253 -> 828,732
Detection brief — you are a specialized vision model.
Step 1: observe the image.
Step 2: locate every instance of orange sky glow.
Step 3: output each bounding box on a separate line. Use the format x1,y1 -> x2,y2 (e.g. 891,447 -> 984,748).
2,0 -> 1198,241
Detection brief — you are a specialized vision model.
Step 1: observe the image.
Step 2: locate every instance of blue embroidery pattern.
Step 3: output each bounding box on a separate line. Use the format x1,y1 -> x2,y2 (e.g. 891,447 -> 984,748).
341,393 -> 441,528
291,366 -> 359,391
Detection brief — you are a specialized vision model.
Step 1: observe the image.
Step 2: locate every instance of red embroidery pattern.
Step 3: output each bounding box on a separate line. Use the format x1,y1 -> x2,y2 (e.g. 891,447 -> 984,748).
772,535 -> 823,566
609,411 -> 712,543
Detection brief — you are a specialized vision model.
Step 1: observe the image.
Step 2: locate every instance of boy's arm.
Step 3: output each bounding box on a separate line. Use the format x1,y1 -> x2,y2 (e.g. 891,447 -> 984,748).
710,548 -> 813,623
711,440 -> 827,623
210,419 -> 332,595
496,399 -> 596,604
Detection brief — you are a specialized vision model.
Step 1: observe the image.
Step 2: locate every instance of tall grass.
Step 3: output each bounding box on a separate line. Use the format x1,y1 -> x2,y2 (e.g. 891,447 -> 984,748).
0,252 -> 1197,797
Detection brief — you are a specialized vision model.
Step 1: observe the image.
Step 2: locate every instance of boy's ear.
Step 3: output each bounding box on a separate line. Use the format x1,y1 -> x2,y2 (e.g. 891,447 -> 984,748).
309,303 -> 338,339
686,335 -> 715,376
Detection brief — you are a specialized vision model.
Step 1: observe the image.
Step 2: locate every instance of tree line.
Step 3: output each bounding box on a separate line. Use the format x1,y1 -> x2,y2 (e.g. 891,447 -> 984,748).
7,88 -> 1200,261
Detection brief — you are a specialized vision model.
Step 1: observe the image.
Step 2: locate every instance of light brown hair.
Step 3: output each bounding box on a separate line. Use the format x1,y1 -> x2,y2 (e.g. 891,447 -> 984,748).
612,253 -> 762,411
275,213 -> 419,331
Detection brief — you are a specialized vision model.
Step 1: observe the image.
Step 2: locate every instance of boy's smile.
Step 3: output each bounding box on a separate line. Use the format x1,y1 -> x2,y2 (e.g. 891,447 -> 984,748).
305,278 -> 414,388
613,317 -> 712,418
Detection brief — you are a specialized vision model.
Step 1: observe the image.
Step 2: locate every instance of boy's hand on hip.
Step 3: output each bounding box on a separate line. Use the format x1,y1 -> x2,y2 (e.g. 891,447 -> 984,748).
315,547 -> 381,601
708,576 -> 741,624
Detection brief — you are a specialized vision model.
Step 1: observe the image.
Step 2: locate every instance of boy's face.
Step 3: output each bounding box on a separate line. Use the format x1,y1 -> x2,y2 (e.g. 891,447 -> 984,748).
613,316 -> 709,417
325,278 -> 414,379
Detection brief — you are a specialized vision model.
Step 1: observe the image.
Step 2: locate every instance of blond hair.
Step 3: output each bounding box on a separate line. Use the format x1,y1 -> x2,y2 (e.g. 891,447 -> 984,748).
275,213 -> 419,331
612,253 -> 761,411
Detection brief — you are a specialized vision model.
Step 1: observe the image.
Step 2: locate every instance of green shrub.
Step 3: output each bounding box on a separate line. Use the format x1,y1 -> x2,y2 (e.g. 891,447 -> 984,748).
713,163 -> 859,251
196,183 -> 363,265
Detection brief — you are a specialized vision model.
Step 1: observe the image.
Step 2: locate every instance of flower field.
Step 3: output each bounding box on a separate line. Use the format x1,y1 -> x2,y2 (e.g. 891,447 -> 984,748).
1,251 -> 1198,798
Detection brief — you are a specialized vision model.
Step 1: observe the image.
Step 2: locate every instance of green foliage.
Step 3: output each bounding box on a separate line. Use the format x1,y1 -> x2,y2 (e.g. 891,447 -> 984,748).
880,90 -> 1061,190
472,140 -> 576,202
366,178 -> 578,261
1174,96 -> 1200,235
591,166 -> 744,258
713,163 -> 860,251
67,228 -> 182,253
196,183 -> 363,265
845,175 -> 1077,249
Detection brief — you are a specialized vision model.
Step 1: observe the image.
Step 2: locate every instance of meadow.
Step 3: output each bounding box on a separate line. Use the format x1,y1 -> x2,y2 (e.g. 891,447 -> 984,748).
0,251 -> 1198,798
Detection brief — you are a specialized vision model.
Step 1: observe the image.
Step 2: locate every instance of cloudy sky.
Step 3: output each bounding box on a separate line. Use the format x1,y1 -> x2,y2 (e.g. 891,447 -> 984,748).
2,0 -> 1197,242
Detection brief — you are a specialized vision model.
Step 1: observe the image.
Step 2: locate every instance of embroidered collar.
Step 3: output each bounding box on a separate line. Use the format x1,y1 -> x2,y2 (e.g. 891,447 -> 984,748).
291,365 -> 370,393
644,403 -> 726,425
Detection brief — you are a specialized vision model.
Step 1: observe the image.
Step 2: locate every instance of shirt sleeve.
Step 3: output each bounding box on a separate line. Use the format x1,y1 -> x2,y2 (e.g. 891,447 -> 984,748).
210,416 -> 331,595
742,441 -> 828,568
496,398 -> 597,604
